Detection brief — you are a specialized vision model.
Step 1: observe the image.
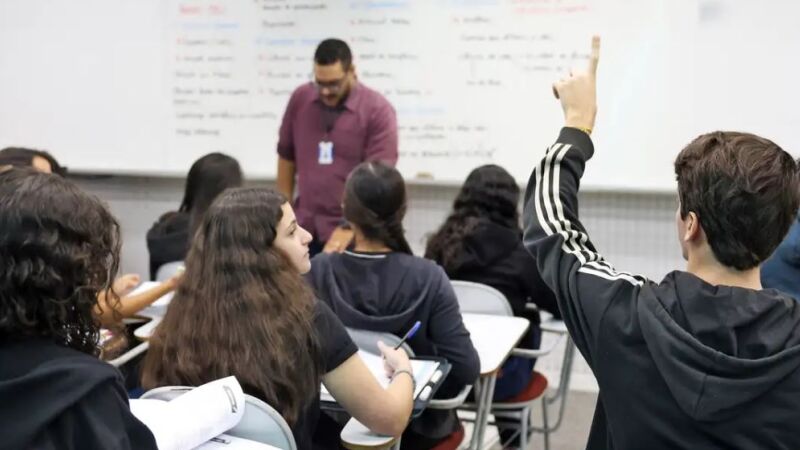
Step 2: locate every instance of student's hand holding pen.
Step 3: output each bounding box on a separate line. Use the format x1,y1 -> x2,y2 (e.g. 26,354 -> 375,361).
377,341 -> 412,379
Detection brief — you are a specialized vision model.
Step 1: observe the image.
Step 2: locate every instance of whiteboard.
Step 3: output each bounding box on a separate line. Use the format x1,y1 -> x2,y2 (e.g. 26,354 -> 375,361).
0,0 -> 797,191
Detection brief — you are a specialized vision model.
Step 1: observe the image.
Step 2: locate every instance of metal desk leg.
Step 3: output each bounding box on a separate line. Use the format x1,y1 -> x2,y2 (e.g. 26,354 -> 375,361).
475,375 -> 497,449
468,377 -> 489,450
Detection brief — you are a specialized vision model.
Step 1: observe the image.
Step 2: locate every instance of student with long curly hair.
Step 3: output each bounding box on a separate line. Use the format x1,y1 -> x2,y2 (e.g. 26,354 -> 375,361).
0,168 -> 156,449
425,164 -> 560,447
0,147 -> 177,326
308,162 -> 480,449
141,187 -> 413,450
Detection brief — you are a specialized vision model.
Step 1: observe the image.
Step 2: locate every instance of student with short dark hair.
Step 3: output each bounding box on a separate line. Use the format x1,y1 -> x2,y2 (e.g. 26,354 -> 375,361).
524,37 -> 800,448
146,152 -> 242,279
0,168 -> 156,449
142,187 -> 414,450
308,161 -> 480,449
425,164 -> 560,447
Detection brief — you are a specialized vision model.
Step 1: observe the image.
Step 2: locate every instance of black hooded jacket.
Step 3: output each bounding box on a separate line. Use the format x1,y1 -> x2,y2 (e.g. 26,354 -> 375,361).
523,128 -> 800,449
437,220 -> 561,344
146,211 -> 190,280
0,339 -> 157,450
308,250 -> 480,441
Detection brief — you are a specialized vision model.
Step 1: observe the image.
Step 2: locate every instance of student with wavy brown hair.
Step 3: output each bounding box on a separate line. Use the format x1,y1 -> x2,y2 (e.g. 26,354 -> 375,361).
0,168 -> 156,449
308,162 -> 480,449
141,187 -> 413,450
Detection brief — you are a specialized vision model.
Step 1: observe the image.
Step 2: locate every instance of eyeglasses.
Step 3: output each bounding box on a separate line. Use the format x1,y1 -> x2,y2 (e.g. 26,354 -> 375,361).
311,75 -> 348,93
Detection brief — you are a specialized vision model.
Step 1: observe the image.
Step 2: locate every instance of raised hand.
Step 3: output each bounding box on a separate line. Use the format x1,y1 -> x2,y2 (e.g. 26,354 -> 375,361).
552,36 -> 600,133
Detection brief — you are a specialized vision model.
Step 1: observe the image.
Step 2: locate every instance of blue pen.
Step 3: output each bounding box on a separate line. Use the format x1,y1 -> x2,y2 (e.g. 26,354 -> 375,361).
394,321 -> 421,350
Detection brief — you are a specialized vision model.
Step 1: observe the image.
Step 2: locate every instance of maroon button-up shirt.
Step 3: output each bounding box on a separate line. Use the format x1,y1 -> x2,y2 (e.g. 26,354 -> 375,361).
277,82 -> 398,242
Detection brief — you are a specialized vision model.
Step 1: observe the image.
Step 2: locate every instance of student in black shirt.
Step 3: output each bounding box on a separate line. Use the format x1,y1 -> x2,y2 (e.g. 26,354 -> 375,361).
309,162 -> 480,449
142,187 -> 414,450
0,168 -> 156,449
146,152 -> 243,279
525,37 -> 800,449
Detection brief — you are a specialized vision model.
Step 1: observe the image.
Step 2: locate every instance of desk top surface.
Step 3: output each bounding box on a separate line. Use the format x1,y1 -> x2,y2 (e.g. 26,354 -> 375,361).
133,316 -> 161,340
462,313 -> 529,375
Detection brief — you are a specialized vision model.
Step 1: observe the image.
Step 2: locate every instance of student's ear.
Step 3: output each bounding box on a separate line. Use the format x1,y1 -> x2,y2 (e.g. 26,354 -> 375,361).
683,211 -> 702,243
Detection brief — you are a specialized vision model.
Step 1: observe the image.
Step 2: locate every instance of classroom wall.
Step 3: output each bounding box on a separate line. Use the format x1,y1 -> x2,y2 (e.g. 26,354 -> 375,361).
74,175 -> 684,392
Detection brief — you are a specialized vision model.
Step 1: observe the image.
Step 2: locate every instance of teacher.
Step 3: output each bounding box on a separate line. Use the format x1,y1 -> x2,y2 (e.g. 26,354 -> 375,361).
276,38 -> 398,255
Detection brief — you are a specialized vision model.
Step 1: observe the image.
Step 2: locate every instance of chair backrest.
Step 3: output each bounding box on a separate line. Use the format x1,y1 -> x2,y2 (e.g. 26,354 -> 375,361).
232,395 -> 297,450
156,261 -> 184,282
141,386 -> 297,450
450,280 -> 513,316
346,327 -> 415,357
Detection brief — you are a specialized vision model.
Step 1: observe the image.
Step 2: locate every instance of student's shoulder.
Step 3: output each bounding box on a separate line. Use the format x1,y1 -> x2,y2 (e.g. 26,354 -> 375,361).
149,210 -> 189,232
39,345 -> 121,382
313,297 -> 347,331
313,300 -> 358,370
394,253 -> 449,282
310,251 -> 340,271
6,340 -> 123,403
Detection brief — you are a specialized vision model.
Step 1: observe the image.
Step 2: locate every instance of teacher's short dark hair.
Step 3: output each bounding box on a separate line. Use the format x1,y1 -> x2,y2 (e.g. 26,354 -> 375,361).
314,38 -> 352,70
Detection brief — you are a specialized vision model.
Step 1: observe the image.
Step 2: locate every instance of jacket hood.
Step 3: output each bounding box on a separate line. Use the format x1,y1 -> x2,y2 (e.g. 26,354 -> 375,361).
638,271 -> 800,422
452,221 -> 521,271
0,339 -> 121,447
309,251 -> 445,330
146,211 -> 190,246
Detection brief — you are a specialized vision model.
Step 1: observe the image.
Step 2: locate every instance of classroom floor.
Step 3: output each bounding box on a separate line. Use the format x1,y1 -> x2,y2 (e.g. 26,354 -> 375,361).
460,390 -> 598,450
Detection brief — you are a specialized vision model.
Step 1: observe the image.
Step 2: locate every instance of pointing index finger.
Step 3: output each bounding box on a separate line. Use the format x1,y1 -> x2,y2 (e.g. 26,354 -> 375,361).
588,35 -> 600,75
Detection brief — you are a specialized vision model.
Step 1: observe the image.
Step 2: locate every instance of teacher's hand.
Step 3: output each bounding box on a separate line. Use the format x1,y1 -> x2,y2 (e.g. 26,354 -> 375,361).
323,226 -> 354,253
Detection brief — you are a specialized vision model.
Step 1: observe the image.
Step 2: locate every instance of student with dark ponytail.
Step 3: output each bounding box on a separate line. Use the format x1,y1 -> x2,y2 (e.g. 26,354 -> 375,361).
308,161 -> 480,449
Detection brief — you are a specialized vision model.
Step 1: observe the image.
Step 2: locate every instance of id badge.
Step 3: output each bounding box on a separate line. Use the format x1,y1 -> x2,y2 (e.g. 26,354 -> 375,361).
318,141 -> 334,165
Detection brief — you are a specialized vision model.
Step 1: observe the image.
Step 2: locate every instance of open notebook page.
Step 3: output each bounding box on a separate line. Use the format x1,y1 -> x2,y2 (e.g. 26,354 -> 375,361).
130,376 -> 244,450
321,350 -> 440,401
